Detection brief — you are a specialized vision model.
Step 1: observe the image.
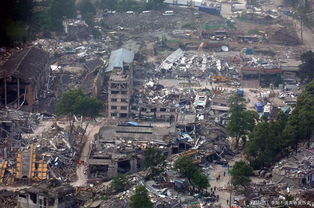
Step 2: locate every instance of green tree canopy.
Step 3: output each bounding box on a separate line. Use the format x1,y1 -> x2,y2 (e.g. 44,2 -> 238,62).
96,0 -> 164,12
47,0 -> 76,31
111,174 -> 130,193
174,156 -> 209,192
77,0 -> 96,25
129,185 -> 153,208
231,161 -> 253,187
299,51 -> 314,82
284,80 -> 314,145
227,93 -> 258,147
245,119 -> 285,169
56,88 -> 102,118
245,81 -> 314,169
96,0 -> 117,10
283,0 -> 300,7
0,0 -> 33,46
143,147 -> 166,168
173,156 -> 197,179
191,170 -> 209,192
146,0 -> 165,10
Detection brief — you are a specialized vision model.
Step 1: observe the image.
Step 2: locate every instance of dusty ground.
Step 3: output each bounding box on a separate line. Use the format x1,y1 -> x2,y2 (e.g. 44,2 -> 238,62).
206,154 -> 244,207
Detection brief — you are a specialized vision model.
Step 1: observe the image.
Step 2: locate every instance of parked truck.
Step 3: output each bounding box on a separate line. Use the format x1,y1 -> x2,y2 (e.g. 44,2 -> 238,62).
231,4 -> 246,12
198,6 -> 221,16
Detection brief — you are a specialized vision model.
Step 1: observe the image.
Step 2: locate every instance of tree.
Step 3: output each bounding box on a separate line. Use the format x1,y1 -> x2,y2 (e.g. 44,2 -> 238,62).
245,121 -> 283,169
56,88 -> 102,118
129,185 -> 153,208
231,161 -> 253,187
245,81 -> 314,169
227,93 -> 258,147
283,0 -> 299,7
111,174 -> 130,193
283,80 -> 314,146
77,0 -> 96,25
46,0 -> 76,31
56,89 -> 102,140
143,147 -> 166,168
96,0 -> 117,10
146,0 -> 165,10
144,147 -> 166,179
191,171 -> 209,193
247,0 -> 259,6
174,156 -> 209,193
0,0 -> 33,46
299,51 -> 314,82
173,156 -> 197,179
5,20 -> 27,44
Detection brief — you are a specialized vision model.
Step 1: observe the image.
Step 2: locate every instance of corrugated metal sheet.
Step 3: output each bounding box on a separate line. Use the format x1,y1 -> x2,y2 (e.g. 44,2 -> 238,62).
177,0 -> 189,5
106,48 -> 134,72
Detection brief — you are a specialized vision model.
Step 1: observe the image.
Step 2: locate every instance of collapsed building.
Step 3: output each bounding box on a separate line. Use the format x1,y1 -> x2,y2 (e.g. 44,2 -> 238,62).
17,184 -> 77,208
0,47 -> 50,111
130,81 -> 178,122
80,58 -> 107,98
88,122 -> 175,180
272,143 -> 314,188
0,144 -> 49,186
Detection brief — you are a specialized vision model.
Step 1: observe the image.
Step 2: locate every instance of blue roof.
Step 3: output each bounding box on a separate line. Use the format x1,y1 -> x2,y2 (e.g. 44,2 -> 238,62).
127,121 -> 141,126
106,48 -> 134,72
255,102 -> 263,107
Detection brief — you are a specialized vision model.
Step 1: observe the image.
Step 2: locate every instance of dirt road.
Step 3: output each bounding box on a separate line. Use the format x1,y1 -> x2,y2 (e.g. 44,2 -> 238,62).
206,154 -> 244,207
263,0 -> 314,51
71,120 -> 103,187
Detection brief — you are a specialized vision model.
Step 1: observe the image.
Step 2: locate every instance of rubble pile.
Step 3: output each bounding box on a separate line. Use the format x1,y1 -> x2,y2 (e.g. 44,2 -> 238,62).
33,39 -> 110,64
272,142 -> 314,189
1,0 -> 312,207
157,50 -> 241,84
133,80 -> 182,106
0,190 -> 17,208
271,27 -> 300,46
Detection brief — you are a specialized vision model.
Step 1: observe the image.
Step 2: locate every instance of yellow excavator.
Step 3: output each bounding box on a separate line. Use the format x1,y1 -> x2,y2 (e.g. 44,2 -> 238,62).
211,75 -> 230,83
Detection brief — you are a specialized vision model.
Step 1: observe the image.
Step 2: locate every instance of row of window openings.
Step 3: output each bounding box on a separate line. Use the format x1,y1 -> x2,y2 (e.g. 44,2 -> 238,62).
111,98 -> 128,102
111,106 -> 128,110
111,113 -> 128,117
131,106 -> 175,112
111,83 -> 128,88
111,90 -> 127,94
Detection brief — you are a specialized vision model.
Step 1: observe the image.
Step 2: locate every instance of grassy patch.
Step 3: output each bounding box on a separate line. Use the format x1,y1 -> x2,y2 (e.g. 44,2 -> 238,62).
247,29 -> 259,35
182,22 -> 197,30
201,23 -> 227,30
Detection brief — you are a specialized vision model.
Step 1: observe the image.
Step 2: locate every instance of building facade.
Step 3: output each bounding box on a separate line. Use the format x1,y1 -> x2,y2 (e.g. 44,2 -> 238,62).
106,48 -> 134,118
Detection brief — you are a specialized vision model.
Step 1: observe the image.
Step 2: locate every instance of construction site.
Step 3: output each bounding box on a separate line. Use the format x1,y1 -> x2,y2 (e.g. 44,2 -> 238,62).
0,0 -> 314,207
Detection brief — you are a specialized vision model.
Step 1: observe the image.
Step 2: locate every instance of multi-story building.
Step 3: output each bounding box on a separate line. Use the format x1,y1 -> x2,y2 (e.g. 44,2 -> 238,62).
106,48 -> 134,118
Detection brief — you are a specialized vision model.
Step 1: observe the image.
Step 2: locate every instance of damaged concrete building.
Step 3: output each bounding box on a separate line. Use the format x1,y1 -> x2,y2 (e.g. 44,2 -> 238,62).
81,58 -> 107,98
130,103 -> 177,122
106,48 -> 134,118
0,47 -> 50,111
88,122 -> 175,180
17,184 -> 77,208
